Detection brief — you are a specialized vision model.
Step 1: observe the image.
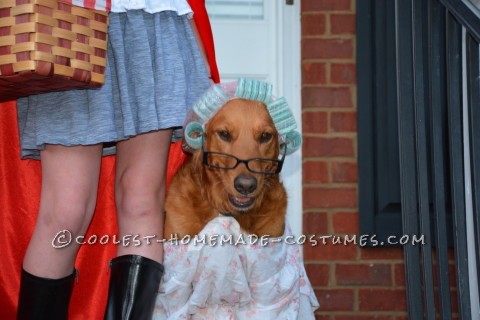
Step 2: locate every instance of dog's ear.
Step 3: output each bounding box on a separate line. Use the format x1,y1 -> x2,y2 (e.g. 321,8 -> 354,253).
191,148 -> 204,173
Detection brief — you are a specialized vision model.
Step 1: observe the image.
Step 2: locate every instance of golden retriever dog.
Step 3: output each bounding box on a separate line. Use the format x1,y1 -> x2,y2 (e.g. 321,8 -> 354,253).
164,98 -> 287,238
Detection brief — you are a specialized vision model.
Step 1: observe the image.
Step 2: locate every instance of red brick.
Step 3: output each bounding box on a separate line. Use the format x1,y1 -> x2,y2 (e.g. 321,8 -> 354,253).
315,316 -> 331,320
331,63 -> 356,84
450,289 -> 458,313
302,14 -> 327,36
303,136 -> 354,157
336,263 -> 392,286
449,264 -> 457,287
304,239 -> 357,260
305,263 -> 330,286
302,0 -> 352,12
358,289 -> 407,311
302,39 -> 354,59
335,316 -> 394,320
303,87 -> 352,108
394,263 -> 405,286
332,161 -> 357,182
303,161 -> 329,183
314,289 -> 355,311
304,186 -> 357,209
429,286 -> 458,315
428,262 -> 456,287
360,247 -> 404,260
331,14 -> 356,34
331,111 -> 357,132
303,111 -> 328,133
395,317 -> 408,320
303,211 -> 329,235
394,263 -> 455,288
332,211 -> 359,234
303,62 -> 327,85
449,249 -> 457,261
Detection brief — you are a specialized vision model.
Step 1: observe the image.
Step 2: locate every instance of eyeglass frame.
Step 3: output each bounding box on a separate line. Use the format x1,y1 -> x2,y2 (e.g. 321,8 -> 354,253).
201,137 -> 286,175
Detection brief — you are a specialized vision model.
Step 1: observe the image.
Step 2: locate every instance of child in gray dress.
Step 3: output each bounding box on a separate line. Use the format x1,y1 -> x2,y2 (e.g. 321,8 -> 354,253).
15,1 -> 211,319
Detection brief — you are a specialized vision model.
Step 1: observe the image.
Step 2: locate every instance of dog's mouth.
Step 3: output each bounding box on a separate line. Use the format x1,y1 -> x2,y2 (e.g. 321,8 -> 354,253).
228,194 -> 256,211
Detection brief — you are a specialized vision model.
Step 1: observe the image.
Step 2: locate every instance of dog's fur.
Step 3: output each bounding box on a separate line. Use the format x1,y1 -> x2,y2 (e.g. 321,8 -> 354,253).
164,99 -> 287,238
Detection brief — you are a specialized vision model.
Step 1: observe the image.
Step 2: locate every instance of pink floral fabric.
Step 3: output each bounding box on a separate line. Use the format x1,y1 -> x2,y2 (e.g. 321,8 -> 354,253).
153,216 -> 319,319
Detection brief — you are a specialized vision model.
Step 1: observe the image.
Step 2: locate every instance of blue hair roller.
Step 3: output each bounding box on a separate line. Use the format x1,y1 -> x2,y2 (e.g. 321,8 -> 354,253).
184,122 -> 205,150
235,78 -> 273,104
283,130 -> 302,155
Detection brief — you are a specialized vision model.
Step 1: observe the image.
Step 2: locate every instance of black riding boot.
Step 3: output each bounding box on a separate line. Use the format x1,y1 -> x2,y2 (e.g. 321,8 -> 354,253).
17,268 -> 76,320
104,255 -> 164,320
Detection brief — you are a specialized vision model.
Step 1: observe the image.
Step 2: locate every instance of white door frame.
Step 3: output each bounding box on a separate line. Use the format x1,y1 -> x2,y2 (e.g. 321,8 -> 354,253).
278,0 -> 302,237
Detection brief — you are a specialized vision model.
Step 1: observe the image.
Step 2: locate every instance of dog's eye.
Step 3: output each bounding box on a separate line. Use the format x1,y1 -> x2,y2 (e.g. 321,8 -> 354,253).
217,130 -> 231,142
259,132 -> 273,143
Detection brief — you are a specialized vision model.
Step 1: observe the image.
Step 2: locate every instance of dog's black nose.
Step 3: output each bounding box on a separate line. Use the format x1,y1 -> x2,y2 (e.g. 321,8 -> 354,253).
234,174 -> 257,195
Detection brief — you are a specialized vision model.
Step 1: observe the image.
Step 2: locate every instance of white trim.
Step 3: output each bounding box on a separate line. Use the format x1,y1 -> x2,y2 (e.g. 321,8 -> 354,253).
462,27 -> 480,320
279,0 -> 302,237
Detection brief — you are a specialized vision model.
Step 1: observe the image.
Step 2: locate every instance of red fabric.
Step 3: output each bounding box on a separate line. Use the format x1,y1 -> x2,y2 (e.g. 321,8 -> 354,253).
189,0 -> 220,83
0,1 -> 218,318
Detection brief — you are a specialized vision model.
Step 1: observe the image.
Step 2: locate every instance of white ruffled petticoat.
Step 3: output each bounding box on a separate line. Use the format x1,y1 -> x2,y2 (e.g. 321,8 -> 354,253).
111,0 -> 193,15
153,216 -> 320,320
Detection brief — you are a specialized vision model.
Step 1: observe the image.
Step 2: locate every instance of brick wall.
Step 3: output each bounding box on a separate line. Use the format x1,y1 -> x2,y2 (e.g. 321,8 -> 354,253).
301,0 -> 408,318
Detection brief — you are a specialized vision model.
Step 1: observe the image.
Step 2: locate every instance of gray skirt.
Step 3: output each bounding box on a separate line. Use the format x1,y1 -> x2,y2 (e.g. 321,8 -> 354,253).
17,10 -> 210,159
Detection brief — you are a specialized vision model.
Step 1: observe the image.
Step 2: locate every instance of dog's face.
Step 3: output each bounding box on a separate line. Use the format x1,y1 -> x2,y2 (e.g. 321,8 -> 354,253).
199,98 -> 281,214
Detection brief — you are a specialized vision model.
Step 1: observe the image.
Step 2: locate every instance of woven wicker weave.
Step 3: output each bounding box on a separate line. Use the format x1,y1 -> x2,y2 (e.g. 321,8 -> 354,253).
0,0 -> 108,102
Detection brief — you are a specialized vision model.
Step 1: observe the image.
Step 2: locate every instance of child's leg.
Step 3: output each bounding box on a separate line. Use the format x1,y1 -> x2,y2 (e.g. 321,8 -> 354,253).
104,130 -> 171,320
23,144 -> 103,278
18,144 -> 102,319
114,129 -> 172,261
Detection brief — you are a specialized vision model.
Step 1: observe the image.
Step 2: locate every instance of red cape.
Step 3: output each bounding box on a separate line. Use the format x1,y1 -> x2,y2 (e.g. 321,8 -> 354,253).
0,1 -> 218,318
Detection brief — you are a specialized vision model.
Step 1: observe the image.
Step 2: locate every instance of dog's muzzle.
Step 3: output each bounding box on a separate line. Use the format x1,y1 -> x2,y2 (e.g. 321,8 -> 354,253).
234,174 -> 257,195
227,174 -> 257,211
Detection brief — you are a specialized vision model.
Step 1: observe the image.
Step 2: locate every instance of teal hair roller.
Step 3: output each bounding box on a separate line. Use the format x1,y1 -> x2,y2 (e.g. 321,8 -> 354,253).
193,85 -> 228,122
184,122 -> 205,150
283,130 -> 302,155
266,97 -> 297,136
235,78 -> 272,104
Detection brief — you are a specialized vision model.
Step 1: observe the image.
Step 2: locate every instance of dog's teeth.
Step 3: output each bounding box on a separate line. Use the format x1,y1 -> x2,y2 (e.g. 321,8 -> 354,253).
228,194 -> 255,209
235,196 -> 253,204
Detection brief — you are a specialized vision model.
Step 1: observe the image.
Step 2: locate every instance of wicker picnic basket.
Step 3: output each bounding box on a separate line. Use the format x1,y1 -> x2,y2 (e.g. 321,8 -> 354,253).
0,0 -> 109,102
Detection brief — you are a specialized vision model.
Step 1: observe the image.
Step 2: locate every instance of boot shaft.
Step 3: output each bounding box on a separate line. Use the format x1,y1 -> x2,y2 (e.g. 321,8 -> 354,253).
104,255 -> 164,320
17,269 -> 76,320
